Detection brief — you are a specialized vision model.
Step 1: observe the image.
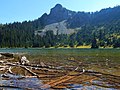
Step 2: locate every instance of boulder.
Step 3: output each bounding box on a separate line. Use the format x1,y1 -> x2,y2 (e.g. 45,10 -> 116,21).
20,56 -> 29,65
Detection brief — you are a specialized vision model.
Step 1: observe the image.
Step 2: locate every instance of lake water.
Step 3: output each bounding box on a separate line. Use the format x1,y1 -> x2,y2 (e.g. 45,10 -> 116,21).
0,48 -> 120,74
0,48 -> 120,89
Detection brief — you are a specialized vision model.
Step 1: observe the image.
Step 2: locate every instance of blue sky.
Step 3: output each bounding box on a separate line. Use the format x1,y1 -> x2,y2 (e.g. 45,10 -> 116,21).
0,0 -> 120,24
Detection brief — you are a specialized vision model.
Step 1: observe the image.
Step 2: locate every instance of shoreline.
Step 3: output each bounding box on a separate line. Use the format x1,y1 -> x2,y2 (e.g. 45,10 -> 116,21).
0,46 -> 119,49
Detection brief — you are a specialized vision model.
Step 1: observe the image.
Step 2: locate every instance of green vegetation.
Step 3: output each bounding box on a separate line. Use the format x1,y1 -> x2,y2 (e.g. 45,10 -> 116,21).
0,21 -> 120,48
0,5 -> 120,48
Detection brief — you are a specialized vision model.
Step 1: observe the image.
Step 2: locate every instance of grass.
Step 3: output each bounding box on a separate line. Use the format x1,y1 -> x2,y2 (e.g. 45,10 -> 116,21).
76,45 -> 91,48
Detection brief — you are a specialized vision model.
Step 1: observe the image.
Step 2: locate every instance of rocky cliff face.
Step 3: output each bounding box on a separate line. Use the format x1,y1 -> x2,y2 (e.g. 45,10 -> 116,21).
35,4 -> 120,36
41,4 -> 76,25
36,4 -> 77,35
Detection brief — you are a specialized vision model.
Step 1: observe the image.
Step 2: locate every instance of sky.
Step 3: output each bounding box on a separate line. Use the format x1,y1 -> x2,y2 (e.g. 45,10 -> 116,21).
0,0 -> 120,24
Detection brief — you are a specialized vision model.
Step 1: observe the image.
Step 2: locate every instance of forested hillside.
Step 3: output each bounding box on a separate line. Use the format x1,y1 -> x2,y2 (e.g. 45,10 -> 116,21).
0,4 -> 120,48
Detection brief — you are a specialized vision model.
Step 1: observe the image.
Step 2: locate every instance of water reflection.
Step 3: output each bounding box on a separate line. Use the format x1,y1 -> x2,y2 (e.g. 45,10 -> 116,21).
0,74 -> 45,90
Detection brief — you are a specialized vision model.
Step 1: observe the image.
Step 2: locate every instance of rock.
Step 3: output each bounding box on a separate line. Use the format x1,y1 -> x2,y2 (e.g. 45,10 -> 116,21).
20,56 -> 29,65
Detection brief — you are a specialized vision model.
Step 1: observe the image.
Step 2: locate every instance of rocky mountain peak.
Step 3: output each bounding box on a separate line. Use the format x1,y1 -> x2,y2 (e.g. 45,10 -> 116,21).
50,4 -> 64,16
54,4 -> 63,10
41,4 -> 76,25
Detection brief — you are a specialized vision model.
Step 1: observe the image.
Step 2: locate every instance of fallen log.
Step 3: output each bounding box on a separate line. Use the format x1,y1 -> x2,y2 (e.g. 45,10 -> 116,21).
8,66 -> 15,75
20,66 -> 40,78
41,72 -> 84,88
0,53 -> 14,58
0,85 -> 24,89
41,75 -> 75,89
0,65 -> 8,71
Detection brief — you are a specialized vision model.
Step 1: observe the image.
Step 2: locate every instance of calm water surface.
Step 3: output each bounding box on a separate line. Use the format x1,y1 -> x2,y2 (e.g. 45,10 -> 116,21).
0,48 -> 120,72
0,48 -> 120,75
0,48 -> 120,89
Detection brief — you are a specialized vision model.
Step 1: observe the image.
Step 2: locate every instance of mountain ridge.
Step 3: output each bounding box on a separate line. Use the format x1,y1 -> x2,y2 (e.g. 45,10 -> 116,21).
37,4 -> 120,28
0,4 -> 120,48
34,4 -> 120,35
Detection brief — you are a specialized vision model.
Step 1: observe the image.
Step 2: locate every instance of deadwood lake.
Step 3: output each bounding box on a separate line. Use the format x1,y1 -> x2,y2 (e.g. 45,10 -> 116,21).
0,48 -> 120,89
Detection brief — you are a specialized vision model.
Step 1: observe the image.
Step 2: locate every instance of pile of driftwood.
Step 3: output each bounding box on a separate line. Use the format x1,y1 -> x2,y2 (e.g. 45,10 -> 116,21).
0,53 -> 120,89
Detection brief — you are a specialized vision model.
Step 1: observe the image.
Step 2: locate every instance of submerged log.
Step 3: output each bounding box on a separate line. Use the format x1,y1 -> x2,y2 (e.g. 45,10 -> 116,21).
0,65 -> 8,71
21,66 -> 39,78
41,71 -> 85,88
0,53 -> 14,58
8,66 -> 15,75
